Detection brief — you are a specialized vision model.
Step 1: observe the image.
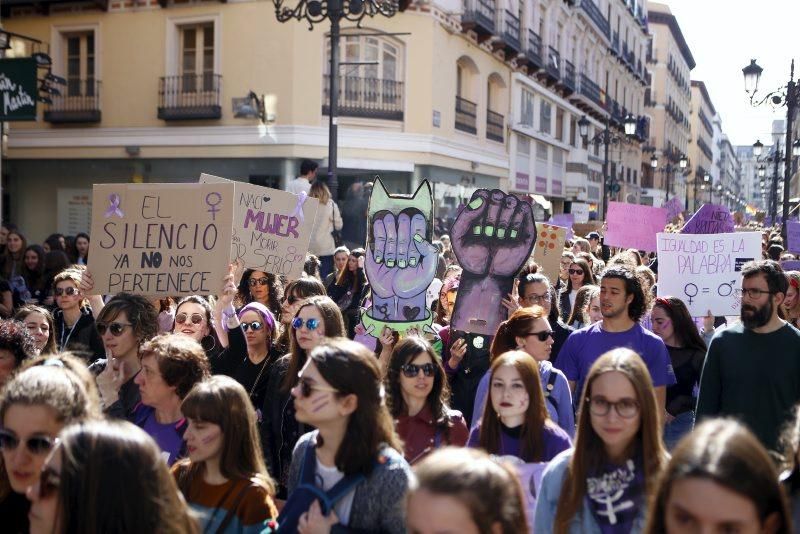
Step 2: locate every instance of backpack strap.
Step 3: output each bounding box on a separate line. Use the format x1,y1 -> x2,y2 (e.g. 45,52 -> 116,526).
544,370 -> 559,413
215,478 -> 258,534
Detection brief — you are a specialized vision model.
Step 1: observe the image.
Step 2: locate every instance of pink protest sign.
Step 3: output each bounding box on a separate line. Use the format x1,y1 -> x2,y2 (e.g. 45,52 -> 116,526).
604,201 -> 667,252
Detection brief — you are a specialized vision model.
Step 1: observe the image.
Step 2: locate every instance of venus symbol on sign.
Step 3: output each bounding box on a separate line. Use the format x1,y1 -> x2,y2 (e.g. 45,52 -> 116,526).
205,192 -> 222,221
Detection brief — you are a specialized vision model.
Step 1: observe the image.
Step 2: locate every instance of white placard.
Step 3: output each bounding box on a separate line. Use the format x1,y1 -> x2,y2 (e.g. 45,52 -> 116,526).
57,188 -> 92,236
571,202 -> 590,224
656,232 -> 762,316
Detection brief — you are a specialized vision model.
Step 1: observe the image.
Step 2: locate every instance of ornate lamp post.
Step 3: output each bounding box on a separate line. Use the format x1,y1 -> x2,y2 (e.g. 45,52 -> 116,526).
272,0 -> 399,198
649,152 -> 688,204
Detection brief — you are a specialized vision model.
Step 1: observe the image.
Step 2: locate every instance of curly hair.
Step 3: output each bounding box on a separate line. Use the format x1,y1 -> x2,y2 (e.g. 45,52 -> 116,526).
0,319 -> 37,368
139,334 -> 210,399
236,270 -> 283,319
599,264 -> 649,322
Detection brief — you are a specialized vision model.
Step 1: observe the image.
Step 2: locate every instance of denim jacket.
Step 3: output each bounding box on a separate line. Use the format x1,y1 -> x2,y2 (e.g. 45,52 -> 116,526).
534,449 -> 647,534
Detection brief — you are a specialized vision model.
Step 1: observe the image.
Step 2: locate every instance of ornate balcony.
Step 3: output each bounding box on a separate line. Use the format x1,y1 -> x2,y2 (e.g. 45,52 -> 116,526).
494,10 -> 521,56
487,109 -> 504,142
322,75 -> 404,121
158,74 -> 222,121
462,0 -> 495,41
545,46 -> 561,81
578,73 -> 605,110
44,79 -> 101,123
525,30 -> 544,71
579,0 -> 610,38
455,96 -> 477,134
562,60 -> 576,93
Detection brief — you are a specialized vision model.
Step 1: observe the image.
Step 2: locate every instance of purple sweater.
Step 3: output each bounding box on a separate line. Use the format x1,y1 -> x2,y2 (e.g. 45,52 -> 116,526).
467,422 -> 572,462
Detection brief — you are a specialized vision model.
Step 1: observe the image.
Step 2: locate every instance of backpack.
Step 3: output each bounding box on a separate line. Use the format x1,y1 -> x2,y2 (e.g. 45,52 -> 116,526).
543,370 -> 560,414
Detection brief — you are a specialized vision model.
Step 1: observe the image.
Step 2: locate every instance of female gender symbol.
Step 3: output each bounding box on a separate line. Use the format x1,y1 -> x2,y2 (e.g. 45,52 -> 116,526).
205,192 -> 222,221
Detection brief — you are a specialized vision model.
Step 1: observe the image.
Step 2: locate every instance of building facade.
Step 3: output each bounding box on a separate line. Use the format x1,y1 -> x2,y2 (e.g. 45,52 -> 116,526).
686,80 -> 714,212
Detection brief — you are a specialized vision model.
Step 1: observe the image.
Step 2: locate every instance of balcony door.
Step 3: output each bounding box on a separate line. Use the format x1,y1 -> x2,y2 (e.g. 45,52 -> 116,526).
180,23 -> 214,94
63,32 -> 95,97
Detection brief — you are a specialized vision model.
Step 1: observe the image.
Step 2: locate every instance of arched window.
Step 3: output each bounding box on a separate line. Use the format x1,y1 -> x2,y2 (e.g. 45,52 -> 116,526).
455,56 -> 480,134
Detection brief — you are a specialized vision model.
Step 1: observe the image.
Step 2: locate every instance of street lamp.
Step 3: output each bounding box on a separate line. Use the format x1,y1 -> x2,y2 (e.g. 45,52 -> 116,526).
742,58 -> 800,239
651,152 -> 689,202
272,0 -> 400,199
753,138 -> 783,225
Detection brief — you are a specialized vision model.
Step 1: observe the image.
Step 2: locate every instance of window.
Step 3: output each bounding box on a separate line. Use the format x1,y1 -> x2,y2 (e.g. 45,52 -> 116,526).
63,32 -> 95,96
569,117 -> 577,147
520,89 -> 534,126
536,142 -> 548,161
327,34 -> 402,108
539,100 -> 551,134
555,108 -> 564,141
180,23 -> 214,92
517,136 -> 530,155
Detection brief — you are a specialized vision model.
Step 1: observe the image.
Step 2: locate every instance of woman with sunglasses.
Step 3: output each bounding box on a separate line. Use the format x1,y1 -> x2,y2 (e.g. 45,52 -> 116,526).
0,363 -> 100,533
0,319 -> 37,386
239,269 -> 283,320
89,293 -> 159,421
326,248 -> 368,338
173,376 -> 279,532
275,277 -> 327,354
384,337 -> 468,464
262,295 -> 345,498
650,296 -> 707,449
15,305 -> 57,355
559,258 -> 595,323
51,268 -> 104,362
469,350 -> 571,463
171,295 -> 222,367
281,337 -> 411,533
27,420 -> 198,534
472,306 -> 575,437
534,348 -> 669,534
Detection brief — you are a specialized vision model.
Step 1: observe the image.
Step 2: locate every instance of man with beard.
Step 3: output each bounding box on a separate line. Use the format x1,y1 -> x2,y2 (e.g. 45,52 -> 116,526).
696,260 -> 800,452
556,264 -> 675,415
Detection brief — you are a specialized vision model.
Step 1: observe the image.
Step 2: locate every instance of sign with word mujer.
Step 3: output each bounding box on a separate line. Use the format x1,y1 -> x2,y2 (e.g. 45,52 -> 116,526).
656,232 -> 761,316
88,182 -> 235,296
0,58 -> 38,121
200,174 -> 319,282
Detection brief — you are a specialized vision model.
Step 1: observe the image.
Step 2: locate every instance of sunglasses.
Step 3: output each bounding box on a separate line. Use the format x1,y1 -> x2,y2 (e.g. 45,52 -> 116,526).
240,321 -> 264,332
175,312 -> 204,325
38,465 -> 61,500
400,363 -> 437,378
284,295 -> 298,305
248,277 -> 270,287
296,375 -> 339,398
525,330 -> 554,342
568,269 -> 584,275
0,429 -> 55,455
292,317 -> 320,331
54,287 -> 79,297
96,322 -> 132,336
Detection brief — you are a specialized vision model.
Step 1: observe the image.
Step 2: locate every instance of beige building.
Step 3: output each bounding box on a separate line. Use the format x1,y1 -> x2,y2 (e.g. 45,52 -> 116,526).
686,80 -> 715,211
2,0 -> 521,241
641,1 -> 693,207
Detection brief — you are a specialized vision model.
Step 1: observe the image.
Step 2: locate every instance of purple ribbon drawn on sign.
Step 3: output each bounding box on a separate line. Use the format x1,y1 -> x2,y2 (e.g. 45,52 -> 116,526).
104,194 -> 124,218
290,191 -> 308,224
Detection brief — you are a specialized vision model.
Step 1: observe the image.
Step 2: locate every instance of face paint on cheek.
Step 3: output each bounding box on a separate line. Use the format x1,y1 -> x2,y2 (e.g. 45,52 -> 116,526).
199,432 -> 221,445
310,393 -> 333,413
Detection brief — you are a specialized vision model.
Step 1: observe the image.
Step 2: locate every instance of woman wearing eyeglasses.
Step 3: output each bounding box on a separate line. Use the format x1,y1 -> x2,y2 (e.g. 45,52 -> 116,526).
15,305 -> 57,356
51,268 -> 104,363
262,295 -> 345,498
472,306 -> 575,437
469,350 -> 571,463
534,348 -> 669,534
559,258 -> 595,323
280,337 -> 411,533
89,293 -> 159,421
0,363 -> 100,533
26,420 -> 197,534
384,337 -> 468,464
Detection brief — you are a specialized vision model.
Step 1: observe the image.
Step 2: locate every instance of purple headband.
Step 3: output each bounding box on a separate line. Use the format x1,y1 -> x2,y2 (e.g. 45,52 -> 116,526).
237,302 -> 276,332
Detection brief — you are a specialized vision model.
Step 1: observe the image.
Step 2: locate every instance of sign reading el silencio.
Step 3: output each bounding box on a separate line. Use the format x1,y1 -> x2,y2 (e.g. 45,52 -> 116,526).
87,182 -> 234,296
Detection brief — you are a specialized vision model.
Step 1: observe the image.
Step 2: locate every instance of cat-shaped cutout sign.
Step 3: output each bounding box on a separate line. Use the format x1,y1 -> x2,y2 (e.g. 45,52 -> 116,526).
362,178 -> 437,336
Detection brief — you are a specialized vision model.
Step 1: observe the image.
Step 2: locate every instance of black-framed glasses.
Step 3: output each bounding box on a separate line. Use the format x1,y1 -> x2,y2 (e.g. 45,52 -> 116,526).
738,288 -> 775,299
586,396 -> 640,419
400,363 -> 437,378
568,269 -> 584,275
296,375 -> 339,398
523,292 -> 552,304
248,277 -> 270,287
240,321 -> 264,332
38,465 -> 61,500
525,330 -> 554,342
96,322 -> 132,336
0,429 -> 55,455
292,317 -> 320,331
54,287 -> 79,297
175,312 -> 204,325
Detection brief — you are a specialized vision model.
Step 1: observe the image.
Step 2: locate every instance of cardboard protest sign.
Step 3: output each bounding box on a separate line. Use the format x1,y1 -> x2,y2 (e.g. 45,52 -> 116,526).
362,178 -> 436,336
571,203 -> 590,224
656,232 -> 761,316
663,197 -> 683,221
605,201 -> 666,252
88,183 -> 234,295
199,174 -> 319,282
787,220 -> 800,254
514,461 -> 548,533
682,204 -> 734,234
450,190 -> 536,335
534,223 -> 567,285
573,221 -> 603,240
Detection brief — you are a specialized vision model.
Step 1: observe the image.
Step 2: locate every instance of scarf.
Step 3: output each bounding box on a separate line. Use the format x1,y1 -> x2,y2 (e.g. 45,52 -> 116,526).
586,454 -> 644,533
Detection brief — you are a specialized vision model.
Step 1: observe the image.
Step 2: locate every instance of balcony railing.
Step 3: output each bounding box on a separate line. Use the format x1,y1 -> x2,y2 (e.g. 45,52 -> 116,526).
487,109 -> 504,142
322,75 -> 404,121
563,60 -> 576,92
462,0 -> 495,36
546,46 -> 560,79
499,10 -> 521,53
44,79 -> 101,123
579,0 -> 610,38
455,96 -> 477,134
611,32 -> 620,56
158,73 -> 222,120
578,72 -> 605,110
526,30 -> 544,69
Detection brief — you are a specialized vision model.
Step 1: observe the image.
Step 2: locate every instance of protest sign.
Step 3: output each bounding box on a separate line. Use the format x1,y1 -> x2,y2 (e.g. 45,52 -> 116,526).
781,260 -> 800,271
787,220 -> 800,254
88,182 -> 234,295
656,232 -> 761,316
200,174 -> 319,282
682,204 -> 734,234
550,214 -> 574,240
534,223 -> 567,285
605,201 -> 666,252
573,221 -> 602,240
514,461 -> 548,533
571,203 -> 590,224
663,197 -> 683,221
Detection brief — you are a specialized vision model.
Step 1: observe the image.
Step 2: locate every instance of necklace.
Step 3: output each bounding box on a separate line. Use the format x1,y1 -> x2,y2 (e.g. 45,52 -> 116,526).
59,314 -> 79,351
247,352 -> 270,399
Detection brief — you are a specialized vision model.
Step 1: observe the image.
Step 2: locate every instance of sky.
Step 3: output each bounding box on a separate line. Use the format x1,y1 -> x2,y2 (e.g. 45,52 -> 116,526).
658,0 -> 800,147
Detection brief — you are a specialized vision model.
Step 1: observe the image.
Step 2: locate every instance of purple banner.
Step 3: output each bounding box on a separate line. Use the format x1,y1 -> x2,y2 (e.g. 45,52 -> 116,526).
663,197 -> 683,221
682,204 -> 734,234
515,172 -> 530,192
605,201 -> 667,251
535,176 -> 547,193
787,220 -> 800,254
550,213 -> 574,240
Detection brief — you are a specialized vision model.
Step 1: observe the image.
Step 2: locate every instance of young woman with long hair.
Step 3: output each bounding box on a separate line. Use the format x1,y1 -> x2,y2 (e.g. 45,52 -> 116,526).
384,337 -> 469,464
308,180 -> 343,280
72,232 -> 90,265
559,258 -> 595,322
26,420 -> 197,534
472,306 -> 574,437
566,284 -> 599,329
171,295 -> 221,361
261,295 -> 345,497
326,248 -> 368,338
650,296 -> 707,449
275,276 -> 327,354
21,245 -> 45,305
469,351 -> 571,462
0,320 -> 37,387
281,337 -> 411,533
15,305 -> 57,355
1,230 -> 26,281
783,271 -> 800,328
534,348 -> 669,534
173,375 -> 278,533
406,447 -> 529,534
647,419 -> 791,534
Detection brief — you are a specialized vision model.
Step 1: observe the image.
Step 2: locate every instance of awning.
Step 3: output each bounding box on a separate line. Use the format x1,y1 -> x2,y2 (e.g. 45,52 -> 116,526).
532,194 -> 552,210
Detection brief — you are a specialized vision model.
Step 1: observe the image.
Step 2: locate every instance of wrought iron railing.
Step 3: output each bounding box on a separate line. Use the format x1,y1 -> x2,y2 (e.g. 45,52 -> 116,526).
158,73 -> 222,120
546,46 -> 560,79
501,10 -> 521,51
579,0 -> 610,37
462,0 -> 495,33
487,109 -> 504,142
322,75 -> 404,121
44,79 -> 101,123
455,96 -> 477,134
526,30 -> 543,67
